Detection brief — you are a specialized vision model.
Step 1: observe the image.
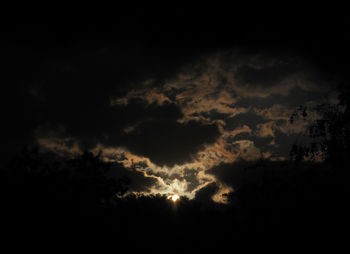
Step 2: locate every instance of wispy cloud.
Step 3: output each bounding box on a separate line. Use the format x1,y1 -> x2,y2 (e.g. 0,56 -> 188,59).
37,50 -> 333,203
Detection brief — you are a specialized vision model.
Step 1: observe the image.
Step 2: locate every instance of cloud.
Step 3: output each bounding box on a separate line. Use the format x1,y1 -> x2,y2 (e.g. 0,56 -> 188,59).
37,137 -> 81,157
194,182 -> 220,204
225,111 -> 266,132
235,61 -> 298,88
117,114 -> 220,167
206,161 -> 265,191
107,163 -> 159,193
32,49 -> 333,203
235,86 -> 330,108
99,51 -> 332,200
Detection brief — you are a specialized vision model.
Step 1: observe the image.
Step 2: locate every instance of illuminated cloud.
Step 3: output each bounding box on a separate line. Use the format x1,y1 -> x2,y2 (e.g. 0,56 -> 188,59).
37,137 -> 81,157
36,50 -> 333,203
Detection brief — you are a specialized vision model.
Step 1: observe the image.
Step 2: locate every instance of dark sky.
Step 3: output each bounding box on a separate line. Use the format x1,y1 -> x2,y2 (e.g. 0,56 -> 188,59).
1,8 -> 350,202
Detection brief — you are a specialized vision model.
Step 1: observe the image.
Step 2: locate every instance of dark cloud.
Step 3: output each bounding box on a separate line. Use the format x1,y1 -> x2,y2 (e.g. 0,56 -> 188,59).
2,18 -> 348,202
36,95 -> 221,167
194,182 -> 219,204
230,128 -> 304,160
0,35 -> 210,159
107,164 -> 158,193
235,62 -> 298,87
207,161 -> 265,191
270,131 -> 305,158
252,136 -> 275,152
200,110 -> 233,121
35,100 -> 181,149
1,14 -> 349,247
235,86 -> 327,108
225,111 -> 266,131
119,118 -> 220,167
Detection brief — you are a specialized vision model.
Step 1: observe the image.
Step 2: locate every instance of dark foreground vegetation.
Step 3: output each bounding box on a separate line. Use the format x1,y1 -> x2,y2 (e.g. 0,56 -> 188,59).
1,151 -> 348,250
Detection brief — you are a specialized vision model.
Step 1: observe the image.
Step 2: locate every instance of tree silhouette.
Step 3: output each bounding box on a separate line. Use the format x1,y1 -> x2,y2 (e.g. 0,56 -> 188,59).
290,84 -> 350,170
1,148 -> 129,218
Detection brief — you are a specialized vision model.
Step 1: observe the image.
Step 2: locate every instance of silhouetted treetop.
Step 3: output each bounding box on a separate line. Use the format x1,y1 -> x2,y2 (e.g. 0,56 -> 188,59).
290,84 -> 350,168
1,148 -> 130,216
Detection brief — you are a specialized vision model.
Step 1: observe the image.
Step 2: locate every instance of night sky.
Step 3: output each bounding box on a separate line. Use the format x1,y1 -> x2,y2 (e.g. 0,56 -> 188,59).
1,8 -> 350,250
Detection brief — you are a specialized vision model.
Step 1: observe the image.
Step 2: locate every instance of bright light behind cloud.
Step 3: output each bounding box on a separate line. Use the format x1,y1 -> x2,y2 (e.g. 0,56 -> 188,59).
168,194 -> 180,202
37,51 -> 334,204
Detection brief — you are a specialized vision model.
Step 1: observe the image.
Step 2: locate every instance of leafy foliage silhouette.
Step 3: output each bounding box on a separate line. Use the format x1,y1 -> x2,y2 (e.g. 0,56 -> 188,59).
290,83 -> 350,171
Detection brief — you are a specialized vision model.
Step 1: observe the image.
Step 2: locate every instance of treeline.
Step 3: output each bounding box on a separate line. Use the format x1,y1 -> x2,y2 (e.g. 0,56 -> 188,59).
0,147 -> 348,249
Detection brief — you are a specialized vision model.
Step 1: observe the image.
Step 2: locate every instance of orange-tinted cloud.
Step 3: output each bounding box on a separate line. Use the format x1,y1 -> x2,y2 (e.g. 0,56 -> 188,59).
37,50 -> 334,203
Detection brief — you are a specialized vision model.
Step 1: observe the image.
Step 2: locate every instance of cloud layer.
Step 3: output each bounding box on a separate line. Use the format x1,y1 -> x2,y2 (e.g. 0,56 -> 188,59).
33,49 -> 335,202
